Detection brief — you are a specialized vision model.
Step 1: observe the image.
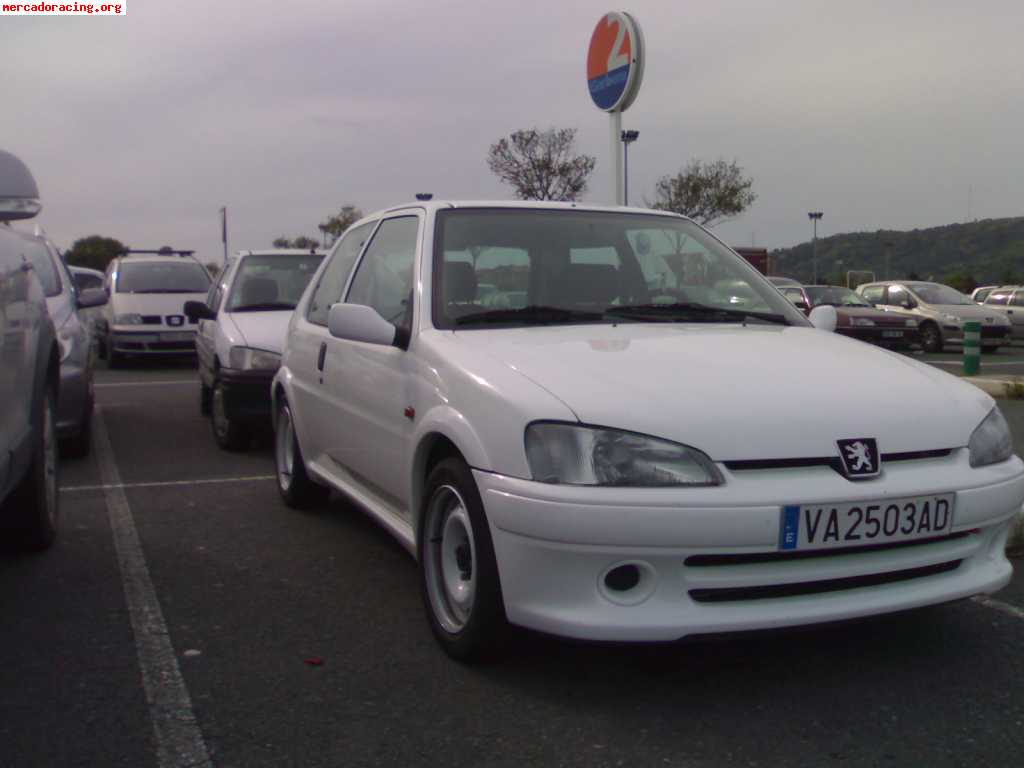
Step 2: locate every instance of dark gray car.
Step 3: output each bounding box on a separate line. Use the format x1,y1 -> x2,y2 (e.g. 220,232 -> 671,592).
0,149 -> 61,550
20,234 -> 107,455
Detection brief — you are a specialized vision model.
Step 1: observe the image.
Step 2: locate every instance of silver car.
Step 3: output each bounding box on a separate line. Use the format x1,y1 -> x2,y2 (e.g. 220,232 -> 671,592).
20,235 -> 107,456
982,286 -> 1024,340
857,280 -> 1011,353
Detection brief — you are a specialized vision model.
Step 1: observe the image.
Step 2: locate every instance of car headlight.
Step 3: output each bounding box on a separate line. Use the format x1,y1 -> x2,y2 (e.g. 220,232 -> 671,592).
941,313 -> 962,325
850,317 -> 875,327
524,422 -> 723,487
905,318 -> 917,327
114,313 -> 143,325
968,406 -> 1013,468
228,346 -> 281,371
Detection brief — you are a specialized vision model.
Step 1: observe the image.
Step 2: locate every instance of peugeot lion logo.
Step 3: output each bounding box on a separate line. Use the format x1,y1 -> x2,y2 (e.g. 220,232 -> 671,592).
166,315 -> 184,327
836,438 -> 880,479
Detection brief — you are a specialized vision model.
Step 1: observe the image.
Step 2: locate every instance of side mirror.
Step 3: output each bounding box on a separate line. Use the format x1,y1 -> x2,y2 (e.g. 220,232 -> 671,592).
327,303 -> 396,346
76,287 -> 108,309
184,300 -> 215,322
809,305 -> 837,332
0,150 -> 41,222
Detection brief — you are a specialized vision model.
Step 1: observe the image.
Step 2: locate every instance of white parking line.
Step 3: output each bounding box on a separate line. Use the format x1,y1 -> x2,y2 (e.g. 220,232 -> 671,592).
95,380 -> 198,388
92,407 -> 214,768
972,595 -> 1024,621
61,475 -> 276,493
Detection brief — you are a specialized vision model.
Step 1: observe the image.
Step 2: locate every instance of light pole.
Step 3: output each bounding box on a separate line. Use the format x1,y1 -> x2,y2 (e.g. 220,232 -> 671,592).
620,130 -> 639,206
808,211 -> 823,283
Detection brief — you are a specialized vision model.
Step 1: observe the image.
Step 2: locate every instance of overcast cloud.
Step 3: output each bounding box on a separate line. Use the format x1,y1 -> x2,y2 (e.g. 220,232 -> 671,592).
3,0 -> 1022,262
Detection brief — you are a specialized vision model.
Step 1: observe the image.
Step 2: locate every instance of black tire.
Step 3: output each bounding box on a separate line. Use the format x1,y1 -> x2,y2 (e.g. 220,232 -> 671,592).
96,334 -> 107,361
61,405 -> 92,459
418,457 -> 507,662
210,380 -> 249,451
274,396 -> 328,508
920,322 -> 942,353
982,346 -> 999,354
5,387 -> 60,551
199,381 -> 212,416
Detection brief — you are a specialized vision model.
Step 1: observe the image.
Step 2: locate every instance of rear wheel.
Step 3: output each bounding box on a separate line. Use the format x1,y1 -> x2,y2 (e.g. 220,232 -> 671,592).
5,387 -> 59,550
982,345 -> 999,354
211,380 -> 249,451
419,457 -> 507,662
274,397 -> 328,508
920,322 -> 942,353
199,381 -> 211,416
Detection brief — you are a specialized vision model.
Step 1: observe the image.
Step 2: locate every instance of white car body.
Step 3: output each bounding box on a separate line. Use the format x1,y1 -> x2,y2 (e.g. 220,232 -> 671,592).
193,249 -> 325,448
99,254 -> 211,361
274,201 -> 1024,650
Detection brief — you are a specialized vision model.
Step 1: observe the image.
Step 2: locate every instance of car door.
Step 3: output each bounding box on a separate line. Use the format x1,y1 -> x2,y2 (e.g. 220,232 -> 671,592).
196,261 -> 231,383
319,212 -> 421,515
1006,290 -> 1024,339
287,220 -> 379,463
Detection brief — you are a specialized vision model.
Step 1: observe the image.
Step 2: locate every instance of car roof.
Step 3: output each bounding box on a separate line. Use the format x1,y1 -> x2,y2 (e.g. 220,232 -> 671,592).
361,200 -> 688,220
116,254 -> 201,265
235,249 -> 327,257
69,265 -> 104,277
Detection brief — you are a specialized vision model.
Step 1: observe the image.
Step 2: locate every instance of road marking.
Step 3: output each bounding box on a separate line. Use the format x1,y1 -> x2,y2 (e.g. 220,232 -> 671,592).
93,407 -> 214,768
61,475 -> 276,493
972,595 -> 1024,621
95,380 -> 197,388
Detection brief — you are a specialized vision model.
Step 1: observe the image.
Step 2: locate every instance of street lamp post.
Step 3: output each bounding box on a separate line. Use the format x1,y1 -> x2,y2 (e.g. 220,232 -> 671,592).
620,130 -> 639,206
808,211 -> 823,283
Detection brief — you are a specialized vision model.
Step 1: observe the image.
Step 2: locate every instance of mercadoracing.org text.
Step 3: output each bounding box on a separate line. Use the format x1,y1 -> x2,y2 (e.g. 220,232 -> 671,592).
2,2 -> 125,14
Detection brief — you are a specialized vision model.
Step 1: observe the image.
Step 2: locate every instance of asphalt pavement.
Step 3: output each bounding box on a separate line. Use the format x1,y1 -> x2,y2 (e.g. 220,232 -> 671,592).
2,359 -> 1024,767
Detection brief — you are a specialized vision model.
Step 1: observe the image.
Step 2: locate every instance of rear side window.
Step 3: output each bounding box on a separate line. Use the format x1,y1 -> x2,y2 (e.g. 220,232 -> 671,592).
1011,292 -> 1024,307
307,221 -> 376,326
987,291 -> 1012,306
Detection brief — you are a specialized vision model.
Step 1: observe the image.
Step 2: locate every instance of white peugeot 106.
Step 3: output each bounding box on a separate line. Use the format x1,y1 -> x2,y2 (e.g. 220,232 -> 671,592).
272,201 -> 1024,660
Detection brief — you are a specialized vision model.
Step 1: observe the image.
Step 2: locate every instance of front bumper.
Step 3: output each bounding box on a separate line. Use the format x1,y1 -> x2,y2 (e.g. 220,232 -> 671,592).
474,451 -> 1024,642
837,326 -> 920,347
218,368 -> 276,423
941,325 -> 1011,347
109,328 -> 197,355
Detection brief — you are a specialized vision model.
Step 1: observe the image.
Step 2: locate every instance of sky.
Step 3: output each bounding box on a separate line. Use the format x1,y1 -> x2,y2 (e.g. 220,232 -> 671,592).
3,0 -> 1023,264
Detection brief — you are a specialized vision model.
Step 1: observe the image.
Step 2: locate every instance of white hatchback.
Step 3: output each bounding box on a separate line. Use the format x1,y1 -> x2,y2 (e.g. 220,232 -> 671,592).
273,201 -> 1024,660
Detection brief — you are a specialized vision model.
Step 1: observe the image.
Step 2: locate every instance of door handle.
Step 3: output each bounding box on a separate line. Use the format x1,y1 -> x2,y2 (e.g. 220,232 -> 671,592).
317,341 -> 327,371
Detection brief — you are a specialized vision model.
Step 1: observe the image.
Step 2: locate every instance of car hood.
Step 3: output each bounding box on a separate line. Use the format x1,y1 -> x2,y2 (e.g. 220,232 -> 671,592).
928,304 -> 1010,323
225,311 -> 293,354
110,292 -> 209,317
451,324 -> 994,461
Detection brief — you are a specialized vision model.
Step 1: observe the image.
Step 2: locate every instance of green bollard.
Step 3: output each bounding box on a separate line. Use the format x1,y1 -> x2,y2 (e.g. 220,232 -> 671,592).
963,321 -> 981,376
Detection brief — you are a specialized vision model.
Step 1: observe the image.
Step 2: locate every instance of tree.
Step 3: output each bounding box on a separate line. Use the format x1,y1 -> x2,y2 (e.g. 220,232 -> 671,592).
487,128 -> 595,201
650,159 -> 756,228
943,270 -> 978,294
64,235 -> 126,272
319,205 -> 363,247
272,236 -> 320,249
205,262 -> 222,279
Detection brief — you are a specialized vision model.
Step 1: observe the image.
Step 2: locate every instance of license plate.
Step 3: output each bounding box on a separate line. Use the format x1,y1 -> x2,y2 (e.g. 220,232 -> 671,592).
778,494 -> 954,551
881,330 -> 904,338
162,331 -> 194,342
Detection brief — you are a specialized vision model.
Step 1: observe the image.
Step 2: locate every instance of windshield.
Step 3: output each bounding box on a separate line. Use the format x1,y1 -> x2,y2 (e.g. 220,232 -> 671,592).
25,241 -> 61,297
117,261 -> 211,293
912,283 -> 973,305
432,210 -> 808,329
804,286 -> 872,307
226,253 -> 324,311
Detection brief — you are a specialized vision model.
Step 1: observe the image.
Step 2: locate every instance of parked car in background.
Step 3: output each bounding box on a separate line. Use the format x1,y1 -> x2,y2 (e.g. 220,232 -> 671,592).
971,285 -> 1002,304
69,265 -> 104,292
857,280 -> 1011,353
780,284 -> 919,349
186,249 -> 326,450
981,286 -> 1024,340
272,200 -> 1024,661
97,250 -> 211,366
21,235 -> 106,455
767,276 -> 801,288
0,149 -> 60,550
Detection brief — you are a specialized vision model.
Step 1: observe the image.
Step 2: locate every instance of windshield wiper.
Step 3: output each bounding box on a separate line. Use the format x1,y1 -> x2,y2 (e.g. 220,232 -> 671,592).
453,305 -> 604,326
229,302 -> 296,312
604,302 -> 790,325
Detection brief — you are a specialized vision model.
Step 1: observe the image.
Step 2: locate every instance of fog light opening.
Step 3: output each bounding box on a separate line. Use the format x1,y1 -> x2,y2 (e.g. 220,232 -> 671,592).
599,561 -> 657,606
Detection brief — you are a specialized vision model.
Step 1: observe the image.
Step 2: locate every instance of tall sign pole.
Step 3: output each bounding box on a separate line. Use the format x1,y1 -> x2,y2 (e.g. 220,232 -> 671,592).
220,206 -> 228,265
587,12 -> 645,206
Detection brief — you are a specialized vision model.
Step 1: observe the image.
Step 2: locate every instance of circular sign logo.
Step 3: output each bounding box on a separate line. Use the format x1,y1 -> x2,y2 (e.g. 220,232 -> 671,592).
586,11 -> 644,112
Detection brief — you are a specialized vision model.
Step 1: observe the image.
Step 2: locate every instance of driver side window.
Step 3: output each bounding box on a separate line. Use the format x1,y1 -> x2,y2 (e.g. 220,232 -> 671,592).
346,216 -> 419,331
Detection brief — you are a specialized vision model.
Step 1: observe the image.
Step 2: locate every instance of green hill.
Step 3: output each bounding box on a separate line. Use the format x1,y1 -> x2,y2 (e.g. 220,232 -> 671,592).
769,217 -> 1024,290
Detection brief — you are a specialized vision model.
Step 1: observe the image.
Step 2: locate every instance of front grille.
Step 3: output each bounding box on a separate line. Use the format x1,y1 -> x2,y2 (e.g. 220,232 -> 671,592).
148,341 -> 195,351
723,448 -> 950,472
140,315 -> 162,325
688,560 -> 961,603
684,531 -> 969,567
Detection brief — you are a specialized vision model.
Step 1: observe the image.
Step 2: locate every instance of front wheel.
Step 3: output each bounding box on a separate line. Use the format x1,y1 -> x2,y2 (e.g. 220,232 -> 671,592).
274,397 -> 328,508
419,457 -> 506,662
211,380 -> 249,451
920,322 -> 942,353
5,387 -> 59,550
